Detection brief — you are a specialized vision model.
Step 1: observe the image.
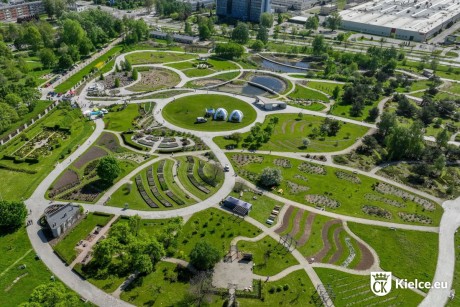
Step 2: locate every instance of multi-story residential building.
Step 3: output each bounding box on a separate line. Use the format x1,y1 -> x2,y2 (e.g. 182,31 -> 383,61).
217,0 -> 271,23
0,0 -> 44,22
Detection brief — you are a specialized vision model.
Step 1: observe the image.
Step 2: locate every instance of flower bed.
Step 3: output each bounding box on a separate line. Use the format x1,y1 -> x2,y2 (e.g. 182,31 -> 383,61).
135,175 -> 159,208
374,183 -> 435,211
231,154 -> 264,167
362,205 -> 392,219
335,171 -> 361,184
286,181 -> 309,194
398,212 -> 432,224
298,162 -> 326,175
305,194 -> 340,209
364,193 -> 405,208
273,158 -> 292,168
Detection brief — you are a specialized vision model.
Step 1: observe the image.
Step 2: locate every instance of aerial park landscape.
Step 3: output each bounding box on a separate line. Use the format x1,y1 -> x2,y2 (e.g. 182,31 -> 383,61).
0,2 -> 460,307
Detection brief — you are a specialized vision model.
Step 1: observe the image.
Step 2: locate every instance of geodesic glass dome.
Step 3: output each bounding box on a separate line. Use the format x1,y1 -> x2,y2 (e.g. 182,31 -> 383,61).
214,108 -> 228,121
229,110 -> 244,122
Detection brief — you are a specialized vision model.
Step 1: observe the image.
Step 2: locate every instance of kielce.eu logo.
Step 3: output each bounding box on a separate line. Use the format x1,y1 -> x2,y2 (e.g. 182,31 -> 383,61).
371,272 -> 392,296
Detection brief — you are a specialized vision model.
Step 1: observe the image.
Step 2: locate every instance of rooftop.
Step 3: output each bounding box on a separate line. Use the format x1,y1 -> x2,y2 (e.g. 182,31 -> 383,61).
340,0 -> 460,34
45,203 -> 79,230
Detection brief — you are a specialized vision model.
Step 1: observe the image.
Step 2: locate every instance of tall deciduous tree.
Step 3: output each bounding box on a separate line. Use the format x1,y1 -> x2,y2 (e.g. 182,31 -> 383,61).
96,156 -> 121,184
190,241 -> 220,270
325,12 -> 342,31
259,167 -> 282,188
260,12 -> 274,28
231,23 -> 249,44
0,200 -> 27,231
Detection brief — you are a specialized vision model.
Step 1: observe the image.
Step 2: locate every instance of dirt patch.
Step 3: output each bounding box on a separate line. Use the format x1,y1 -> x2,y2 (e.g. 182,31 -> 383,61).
298,162 -> 326,175
289,209 -> 305,238
328,227 -> 345,264
273,158 -> 292,168
101,72 -> 133,88
49,170 -> 80,198
97,132 -> 120,152
231,154 -> 264,167
305,194 -> 340,209
297,213 -> 316,246
355,242 -> 374,270
275,206 -> 294,234
362,205 -> 392,219
311,219 -> 341,261
74,147 -> 108,169
398,212 -> 433,224
287,181 -> 309,194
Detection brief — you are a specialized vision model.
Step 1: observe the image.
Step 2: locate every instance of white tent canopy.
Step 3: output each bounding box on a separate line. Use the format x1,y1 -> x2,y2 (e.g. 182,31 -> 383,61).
229,110 -> 244,122
214,108 -> 228,120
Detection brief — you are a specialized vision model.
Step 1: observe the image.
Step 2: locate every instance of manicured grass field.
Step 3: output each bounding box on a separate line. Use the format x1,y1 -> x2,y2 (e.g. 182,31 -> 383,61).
330,99 -> 380,122
162,94 -> 257,131
227,153 -> 442,225
175,208 -> 262,260
238,237 -> 299,276
237,270 -> 316,306
348,223 -> 438,291
103,104 -> 140,131
125,52 -> 195,65
54,213 -> 114,264
214,113 -> 368,152
306,81 -> 343,96
315,268 -> 424,306
289,85 -> 329,102
55,46 -> 123,93
290,101 -> 326,111
0,228 -> 86,306
120,261 -> 193,305
0,105 -> 94,200
396,80 -> 431,93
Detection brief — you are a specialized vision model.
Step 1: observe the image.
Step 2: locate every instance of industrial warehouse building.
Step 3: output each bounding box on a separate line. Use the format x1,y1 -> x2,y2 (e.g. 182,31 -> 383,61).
339,0 -> 460,42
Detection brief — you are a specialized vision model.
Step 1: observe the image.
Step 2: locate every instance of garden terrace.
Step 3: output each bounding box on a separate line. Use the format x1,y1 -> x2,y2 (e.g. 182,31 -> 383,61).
174,208 -> 262,260
214,114 -> 369,152
175,156 -> 211,199
126,68 -> 181,92
162,94 -> 257,132
0,104 -> 94,201
165,58 -> 240,78
124,52 -> 196,65
316,269 -> 424,306
135,175 -> 159,208
53,213 -> 114,264
149,165 -> 173,208
227,153 -> 442,225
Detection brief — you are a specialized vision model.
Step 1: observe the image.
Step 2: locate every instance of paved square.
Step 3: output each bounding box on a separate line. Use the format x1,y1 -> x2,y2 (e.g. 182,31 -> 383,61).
212,260 -> 254,290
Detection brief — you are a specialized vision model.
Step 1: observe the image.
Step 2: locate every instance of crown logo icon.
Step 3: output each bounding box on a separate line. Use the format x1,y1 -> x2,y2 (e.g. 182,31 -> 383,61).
373,273 -> 389,281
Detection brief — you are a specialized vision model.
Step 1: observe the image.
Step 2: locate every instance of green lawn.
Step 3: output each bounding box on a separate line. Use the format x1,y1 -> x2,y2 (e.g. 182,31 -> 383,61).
125,52 -> 196,65
447,229 -> 460,307
330,99 -> 380,122
348,223 -> 438,291
316,268 -> 424,306
103,104 -> 140,131
0,105 -> 94,200
162,94 -> 257,131
120,261 -> 193,305
289,101 -> 327,111
238,237 -> 299,276
0,228 -> 86,306
107,181 -> 150,210
396,80 -> 431,93
175,208 -> 262,260
213,113 -> 369,152
306,81 -> 343,96
237,270 -> 316,307
289,85 -> 330,102
227,153 -> 442,225
185,71 -> 240,88
54,213 -> 114,264
55,46 -> 123,93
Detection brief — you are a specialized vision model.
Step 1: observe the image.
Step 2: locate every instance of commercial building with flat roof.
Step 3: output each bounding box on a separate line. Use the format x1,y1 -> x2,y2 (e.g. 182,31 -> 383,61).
217,0 -> 271,22
340,0 -> 460,42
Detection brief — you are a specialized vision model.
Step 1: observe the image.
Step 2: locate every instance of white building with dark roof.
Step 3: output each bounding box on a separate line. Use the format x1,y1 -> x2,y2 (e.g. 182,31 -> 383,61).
339,0 -> 460,42
45,203 -> 81,238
